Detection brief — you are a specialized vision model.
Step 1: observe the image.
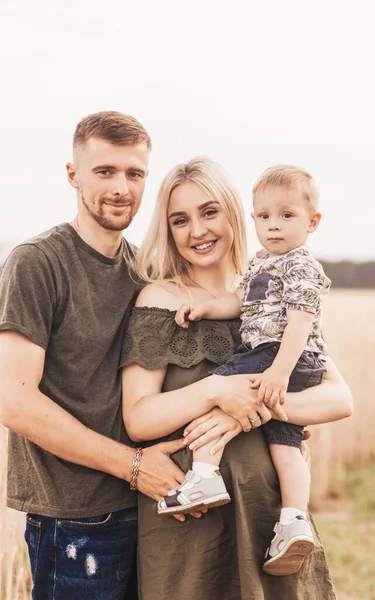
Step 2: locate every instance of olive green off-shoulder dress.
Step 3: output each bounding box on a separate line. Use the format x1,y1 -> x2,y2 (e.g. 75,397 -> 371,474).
120,307 -> 336,600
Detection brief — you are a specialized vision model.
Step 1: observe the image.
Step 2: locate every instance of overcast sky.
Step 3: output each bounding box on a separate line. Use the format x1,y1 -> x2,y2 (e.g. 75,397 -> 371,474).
1,0 -> 374,262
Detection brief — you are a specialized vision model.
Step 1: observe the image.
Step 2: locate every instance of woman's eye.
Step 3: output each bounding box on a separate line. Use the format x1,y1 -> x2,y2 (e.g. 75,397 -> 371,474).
173,218 -> 187,226
204,209 -> 217,217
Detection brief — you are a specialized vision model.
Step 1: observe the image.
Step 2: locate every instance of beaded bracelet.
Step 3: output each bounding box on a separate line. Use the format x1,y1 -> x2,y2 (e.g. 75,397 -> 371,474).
130,447 -> 143,490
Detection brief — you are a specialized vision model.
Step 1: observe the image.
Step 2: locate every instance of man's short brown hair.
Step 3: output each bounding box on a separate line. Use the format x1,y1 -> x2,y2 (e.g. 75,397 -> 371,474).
73,111 -> 152,150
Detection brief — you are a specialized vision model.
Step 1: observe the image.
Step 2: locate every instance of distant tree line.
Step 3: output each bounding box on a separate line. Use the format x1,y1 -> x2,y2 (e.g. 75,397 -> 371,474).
0,252 -> 374,288
319,260 -> 375,288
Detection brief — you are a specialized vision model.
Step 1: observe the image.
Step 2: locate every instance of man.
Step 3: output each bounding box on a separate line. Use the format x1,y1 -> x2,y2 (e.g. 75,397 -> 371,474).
0,112 -> 188,598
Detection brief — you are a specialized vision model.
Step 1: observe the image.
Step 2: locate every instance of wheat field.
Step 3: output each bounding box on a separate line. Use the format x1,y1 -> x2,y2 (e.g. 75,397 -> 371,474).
0,288 -> 374,600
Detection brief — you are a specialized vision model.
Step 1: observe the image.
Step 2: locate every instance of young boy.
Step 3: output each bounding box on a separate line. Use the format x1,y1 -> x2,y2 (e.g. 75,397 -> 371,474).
158,165 -> 331,577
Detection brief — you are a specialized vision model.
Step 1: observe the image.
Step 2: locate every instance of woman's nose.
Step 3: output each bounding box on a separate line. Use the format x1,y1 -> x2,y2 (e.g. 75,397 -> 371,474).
190,218 -> 208,238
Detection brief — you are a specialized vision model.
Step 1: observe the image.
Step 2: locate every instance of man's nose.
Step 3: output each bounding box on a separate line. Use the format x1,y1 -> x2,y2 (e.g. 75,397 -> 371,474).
112,174 -> 130,196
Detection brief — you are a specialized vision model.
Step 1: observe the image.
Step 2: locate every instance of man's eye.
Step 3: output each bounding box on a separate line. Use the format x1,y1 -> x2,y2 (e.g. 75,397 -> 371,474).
98,170 -> 111,176
128,172 -> 141,179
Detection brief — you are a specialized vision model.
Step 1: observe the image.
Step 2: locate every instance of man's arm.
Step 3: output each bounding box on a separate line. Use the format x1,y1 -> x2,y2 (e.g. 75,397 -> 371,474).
0,331 -> 185,501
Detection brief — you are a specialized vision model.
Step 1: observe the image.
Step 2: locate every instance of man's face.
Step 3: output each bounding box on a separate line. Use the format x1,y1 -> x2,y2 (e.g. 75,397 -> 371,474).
67,137 -> 149,231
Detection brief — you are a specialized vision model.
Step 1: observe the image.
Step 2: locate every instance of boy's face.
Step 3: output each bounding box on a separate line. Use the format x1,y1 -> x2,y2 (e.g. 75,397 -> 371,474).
252,185 -> 321,256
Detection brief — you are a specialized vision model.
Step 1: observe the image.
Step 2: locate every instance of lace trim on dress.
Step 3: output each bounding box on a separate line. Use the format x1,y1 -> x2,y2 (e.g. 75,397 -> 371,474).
121,306 -> 241,370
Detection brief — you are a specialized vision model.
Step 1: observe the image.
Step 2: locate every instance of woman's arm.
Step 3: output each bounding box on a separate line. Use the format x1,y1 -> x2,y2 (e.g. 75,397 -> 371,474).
122,365 -> 270,442
274,356 -> 353,425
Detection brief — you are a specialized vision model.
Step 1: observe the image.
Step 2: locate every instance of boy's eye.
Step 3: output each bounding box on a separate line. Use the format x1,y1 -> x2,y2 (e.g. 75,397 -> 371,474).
259,213 -> 269,220
283,212 -> 293,219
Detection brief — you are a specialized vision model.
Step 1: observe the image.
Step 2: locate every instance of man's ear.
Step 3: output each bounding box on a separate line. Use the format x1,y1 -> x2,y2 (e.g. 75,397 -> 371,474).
308,212 -> 321,233
66,162 -> 79,189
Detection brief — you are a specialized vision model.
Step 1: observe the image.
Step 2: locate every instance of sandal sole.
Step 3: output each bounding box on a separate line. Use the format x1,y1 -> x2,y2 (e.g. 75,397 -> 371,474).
262,537 -> 315,576
158,493 -> 231,515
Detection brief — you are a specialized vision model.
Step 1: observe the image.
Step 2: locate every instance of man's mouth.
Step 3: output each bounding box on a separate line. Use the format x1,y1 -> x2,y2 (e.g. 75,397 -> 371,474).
192,240 -> 217,250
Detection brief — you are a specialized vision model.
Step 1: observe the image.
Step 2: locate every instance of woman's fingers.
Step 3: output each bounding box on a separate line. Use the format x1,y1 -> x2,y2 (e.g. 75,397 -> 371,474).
184,413 -> 213,438
303,429 -> 311,441
210,429 -> 241,454
188,428 -> 221,450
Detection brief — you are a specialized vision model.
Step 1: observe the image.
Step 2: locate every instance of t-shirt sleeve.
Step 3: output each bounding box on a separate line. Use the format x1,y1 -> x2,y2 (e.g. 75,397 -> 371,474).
0,244 -> 56,349
281,256 -> 329,314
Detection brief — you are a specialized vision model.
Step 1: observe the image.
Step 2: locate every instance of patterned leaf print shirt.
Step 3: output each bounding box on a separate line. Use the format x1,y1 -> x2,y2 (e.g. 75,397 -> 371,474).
239,246 -> 331,357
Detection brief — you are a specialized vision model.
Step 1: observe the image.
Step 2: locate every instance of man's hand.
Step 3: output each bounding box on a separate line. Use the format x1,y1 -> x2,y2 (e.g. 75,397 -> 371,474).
135,438 -> 205,523
251,366 -> 289,417
136,439 -> 186,500
175,303 -> 206,328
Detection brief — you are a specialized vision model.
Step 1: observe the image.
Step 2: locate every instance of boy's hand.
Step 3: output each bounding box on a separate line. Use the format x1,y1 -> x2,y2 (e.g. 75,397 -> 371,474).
175,303 -> 205,328
251,367 -> 289,420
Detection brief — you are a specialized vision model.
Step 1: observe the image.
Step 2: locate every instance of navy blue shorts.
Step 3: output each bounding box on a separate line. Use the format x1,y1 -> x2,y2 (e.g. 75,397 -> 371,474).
214,342 -> 326,449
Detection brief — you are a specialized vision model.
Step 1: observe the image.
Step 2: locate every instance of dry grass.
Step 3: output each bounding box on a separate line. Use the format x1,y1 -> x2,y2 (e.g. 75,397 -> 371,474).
0,426 -> 31,599
314,460 -> 375,600
0,288 -> 374,600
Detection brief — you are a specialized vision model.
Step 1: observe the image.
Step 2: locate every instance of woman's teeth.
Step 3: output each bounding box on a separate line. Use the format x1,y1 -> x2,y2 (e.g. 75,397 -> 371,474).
194,241 -> 215,250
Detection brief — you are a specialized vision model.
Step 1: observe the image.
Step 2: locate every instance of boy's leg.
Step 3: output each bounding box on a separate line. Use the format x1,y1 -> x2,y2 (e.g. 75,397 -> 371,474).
25,507 -> 138,600
270,444 -> 310,512
157,444 -> 230,515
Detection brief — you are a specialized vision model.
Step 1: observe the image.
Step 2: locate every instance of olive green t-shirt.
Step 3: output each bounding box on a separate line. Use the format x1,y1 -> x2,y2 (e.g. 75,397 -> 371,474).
0,223 -> 139,518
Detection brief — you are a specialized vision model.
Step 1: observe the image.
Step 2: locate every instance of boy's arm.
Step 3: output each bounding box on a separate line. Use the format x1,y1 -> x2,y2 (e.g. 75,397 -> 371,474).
176,289 -> 243,327
254,309 -> 313,407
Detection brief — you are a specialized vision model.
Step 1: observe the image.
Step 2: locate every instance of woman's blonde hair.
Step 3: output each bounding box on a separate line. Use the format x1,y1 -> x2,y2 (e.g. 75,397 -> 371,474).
137,157 -> 248,285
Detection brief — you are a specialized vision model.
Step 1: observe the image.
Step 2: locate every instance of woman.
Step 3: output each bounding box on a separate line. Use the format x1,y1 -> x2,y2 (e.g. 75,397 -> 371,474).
121,158 -> 352,600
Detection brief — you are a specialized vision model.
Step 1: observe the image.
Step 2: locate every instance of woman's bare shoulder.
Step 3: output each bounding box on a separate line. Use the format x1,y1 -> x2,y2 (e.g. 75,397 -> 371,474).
135,281 -> 187,310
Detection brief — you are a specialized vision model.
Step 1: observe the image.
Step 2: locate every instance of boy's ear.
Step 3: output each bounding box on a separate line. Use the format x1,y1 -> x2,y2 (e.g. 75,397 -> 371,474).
308,212 -> 321,233
251,212 -> 255,221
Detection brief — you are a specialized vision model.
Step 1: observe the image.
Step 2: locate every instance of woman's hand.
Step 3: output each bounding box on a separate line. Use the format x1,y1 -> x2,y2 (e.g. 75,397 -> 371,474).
183,408 -> 242,455
210,374 -> 275,430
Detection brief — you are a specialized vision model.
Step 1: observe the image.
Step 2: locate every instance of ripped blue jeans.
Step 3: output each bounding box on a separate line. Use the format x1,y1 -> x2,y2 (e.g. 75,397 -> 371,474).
25,507 -> 138,600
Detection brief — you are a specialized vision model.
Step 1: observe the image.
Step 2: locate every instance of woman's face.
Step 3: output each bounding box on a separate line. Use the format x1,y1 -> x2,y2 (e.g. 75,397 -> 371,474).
168,180 -> 234,269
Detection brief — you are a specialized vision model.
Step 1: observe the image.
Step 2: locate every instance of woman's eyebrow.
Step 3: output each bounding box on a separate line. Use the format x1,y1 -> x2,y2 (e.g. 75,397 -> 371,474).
168,201 -> 219,220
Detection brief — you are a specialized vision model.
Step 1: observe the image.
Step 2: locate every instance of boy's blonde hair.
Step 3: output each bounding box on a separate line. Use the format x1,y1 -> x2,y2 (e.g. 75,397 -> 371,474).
137,157 -> 248,285
252,165 -> 319,210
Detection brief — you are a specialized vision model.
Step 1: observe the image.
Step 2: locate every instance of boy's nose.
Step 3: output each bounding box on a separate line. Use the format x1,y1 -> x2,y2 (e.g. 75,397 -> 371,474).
268,222 -> 280,231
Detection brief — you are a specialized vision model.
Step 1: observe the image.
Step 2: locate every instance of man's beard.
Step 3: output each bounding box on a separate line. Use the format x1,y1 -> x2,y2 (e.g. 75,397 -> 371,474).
82,194 -> 135,231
